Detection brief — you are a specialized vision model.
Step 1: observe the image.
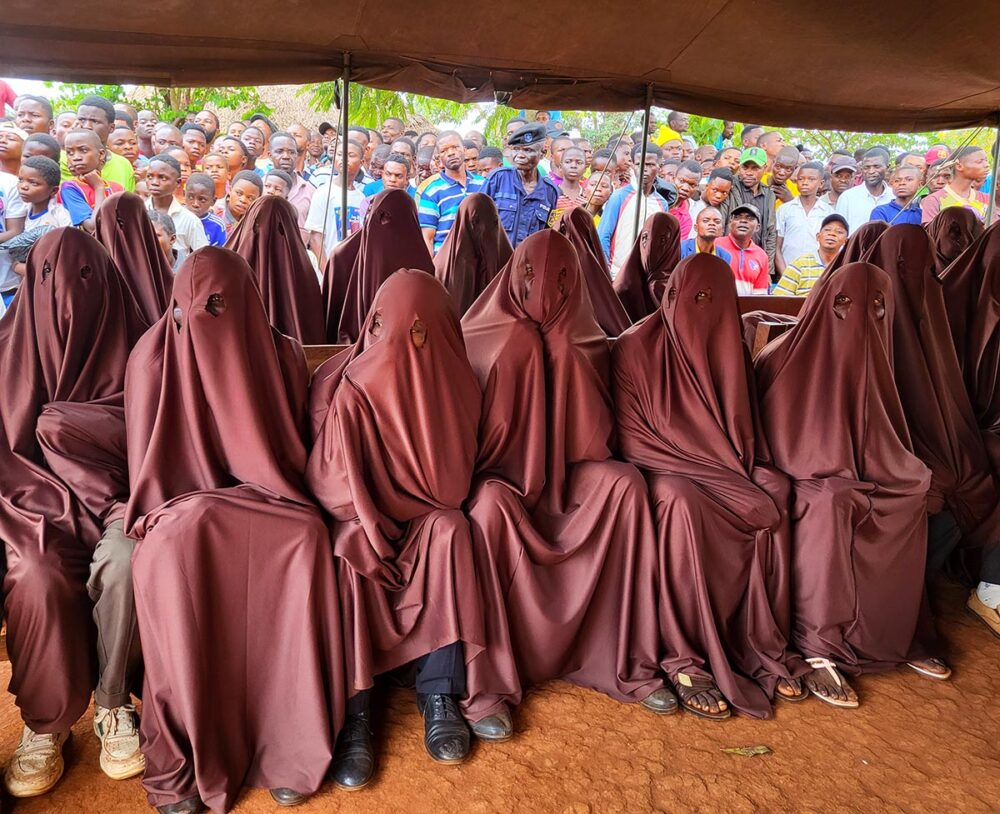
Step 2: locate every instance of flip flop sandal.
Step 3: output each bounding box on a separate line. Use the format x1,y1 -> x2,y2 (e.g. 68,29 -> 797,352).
805,658 -> 859,709
672,673 -> 731,721
906,659 -> 952,680
774,677 -> 808,703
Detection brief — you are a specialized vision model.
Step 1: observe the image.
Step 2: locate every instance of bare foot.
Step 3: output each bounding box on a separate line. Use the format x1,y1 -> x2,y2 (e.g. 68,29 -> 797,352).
804,665 -> 858,706
776,677 -> 804,699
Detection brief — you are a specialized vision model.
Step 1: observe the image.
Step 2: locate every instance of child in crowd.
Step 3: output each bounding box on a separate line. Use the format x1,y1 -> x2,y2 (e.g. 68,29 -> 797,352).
21,133 -> 61,162
549,145 -> 588,226
477,147 -> 504,176
60,129 -> 123,231
164,146 -> 192,204
263,169 -> 294,198
202,152 -> 230,199
18,156 -> 71,231
586,171 -> 615,223
147,208 -> 177,267
145,154 -> 208,263
214,169 -> 262,234
184,172 -> 227,247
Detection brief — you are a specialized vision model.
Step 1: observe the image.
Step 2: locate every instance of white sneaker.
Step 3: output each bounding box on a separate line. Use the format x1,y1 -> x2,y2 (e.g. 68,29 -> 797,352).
3,725 -> 69,797
93,704 -> 145,780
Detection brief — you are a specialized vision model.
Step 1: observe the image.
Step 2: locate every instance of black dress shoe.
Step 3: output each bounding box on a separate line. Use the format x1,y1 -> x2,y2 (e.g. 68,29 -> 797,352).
417,694 -> 470,764
270,788 -> 308,806
330,712 -> 375,791
157,798 -> 206,814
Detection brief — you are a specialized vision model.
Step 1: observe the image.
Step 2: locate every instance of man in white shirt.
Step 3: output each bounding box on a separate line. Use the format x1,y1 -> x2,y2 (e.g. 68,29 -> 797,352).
0,170 -> 28,306
835,148 -> 893,233
775,161 -> 832,274
305,139 -> 366,266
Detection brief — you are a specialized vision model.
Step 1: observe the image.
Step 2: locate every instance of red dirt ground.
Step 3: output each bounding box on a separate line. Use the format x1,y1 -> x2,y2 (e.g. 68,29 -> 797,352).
1,580 -> 998,813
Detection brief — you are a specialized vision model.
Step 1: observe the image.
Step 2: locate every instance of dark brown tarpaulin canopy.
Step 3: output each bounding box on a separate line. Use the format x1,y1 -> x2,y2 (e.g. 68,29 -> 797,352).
2,1 -> 999,132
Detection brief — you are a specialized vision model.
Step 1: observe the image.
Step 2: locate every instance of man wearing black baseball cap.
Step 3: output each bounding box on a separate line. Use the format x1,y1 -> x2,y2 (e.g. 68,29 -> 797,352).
482,122 -> 559,247
714,202 -> 771,294
774,213 -> 849,296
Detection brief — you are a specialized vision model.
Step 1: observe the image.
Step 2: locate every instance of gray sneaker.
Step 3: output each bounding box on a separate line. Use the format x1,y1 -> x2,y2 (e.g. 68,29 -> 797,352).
94,703 -> 145,780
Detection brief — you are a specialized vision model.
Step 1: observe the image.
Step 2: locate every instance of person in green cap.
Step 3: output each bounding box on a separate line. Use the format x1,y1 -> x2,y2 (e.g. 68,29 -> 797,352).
719,146 -> 776,272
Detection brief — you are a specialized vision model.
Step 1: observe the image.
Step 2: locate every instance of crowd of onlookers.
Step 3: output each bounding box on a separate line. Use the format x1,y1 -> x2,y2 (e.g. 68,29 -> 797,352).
0,92 -> 996,315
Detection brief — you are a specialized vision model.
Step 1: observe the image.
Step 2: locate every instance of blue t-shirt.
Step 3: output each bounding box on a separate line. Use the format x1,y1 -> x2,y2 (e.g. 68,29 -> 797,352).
680,238 -> 733,264
869,200 -> 922,226
199,212 -> 228,247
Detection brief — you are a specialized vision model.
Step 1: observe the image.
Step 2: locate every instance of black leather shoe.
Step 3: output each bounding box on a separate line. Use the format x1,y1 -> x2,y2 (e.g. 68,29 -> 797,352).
330,712 -> 375,791
470,706 -> 513,742
640,687 -> 679,715
270,788 -> 308,806
157,798 -> 206,814
417,693 -> 470,764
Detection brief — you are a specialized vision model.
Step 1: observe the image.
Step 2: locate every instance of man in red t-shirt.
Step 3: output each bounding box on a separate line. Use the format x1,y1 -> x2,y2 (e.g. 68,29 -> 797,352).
714,202 -> 770,294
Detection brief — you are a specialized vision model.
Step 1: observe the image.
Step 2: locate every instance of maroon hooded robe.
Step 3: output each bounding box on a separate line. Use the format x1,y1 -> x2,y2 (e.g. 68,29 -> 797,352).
612,211 -> 681,322
939,222 -> 1000,463
306,270 -> 489,705
613,254 -> 808,717
0,228 -> 136,734
94,191 -> 174,327
322,188 -> 433,343
225,194 -> 326,344
124,248 -> 345,813
755,262 -> 933,673
925,206 -> 983,278
460,230 -> 664,721
558,206 -> 631,336
863,224 -> 1000,543
433,193 -> 513,314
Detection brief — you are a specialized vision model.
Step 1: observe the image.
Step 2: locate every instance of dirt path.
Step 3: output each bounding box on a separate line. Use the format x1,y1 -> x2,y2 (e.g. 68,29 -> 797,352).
1,580 -> 998,813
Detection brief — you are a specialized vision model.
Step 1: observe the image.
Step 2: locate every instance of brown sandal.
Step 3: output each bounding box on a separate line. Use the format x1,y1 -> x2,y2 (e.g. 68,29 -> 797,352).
672,673 -> 731,721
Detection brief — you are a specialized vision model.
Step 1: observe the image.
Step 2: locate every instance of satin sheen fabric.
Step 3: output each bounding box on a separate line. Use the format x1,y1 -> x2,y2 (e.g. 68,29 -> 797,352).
306,270 -> 490,707
755,262 -> 933,673
460,230 -> 664,719
613,253 -> 807,717
433,192 -> 513,315
124,247 -> 345,813
613,211 -> 681,322
225,194 -> 326,344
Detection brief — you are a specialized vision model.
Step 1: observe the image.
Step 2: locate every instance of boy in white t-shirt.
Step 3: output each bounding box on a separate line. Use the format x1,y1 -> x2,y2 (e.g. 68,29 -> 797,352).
19,156 -> 72,230
7,157 -> 73,278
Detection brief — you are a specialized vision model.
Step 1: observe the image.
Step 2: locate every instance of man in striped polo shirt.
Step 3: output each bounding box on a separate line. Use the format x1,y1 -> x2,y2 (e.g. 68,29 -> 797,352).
417,130 -> 484,254
774,213 -> 848,296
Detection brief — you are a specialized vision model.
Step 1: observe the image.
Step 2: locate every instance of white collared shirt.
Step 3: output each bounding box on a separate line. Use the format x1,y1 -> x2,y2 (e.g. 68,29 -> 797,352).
835,182 -> 893,234
777,196 -> 833,266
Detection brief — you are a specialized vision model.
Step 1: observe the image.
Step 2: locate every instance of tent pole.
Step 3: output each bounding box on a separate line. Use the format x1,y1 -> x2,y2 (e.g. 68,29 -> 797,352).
341,53 -> 352,242
632,85 -> 654,240
986,112 -> 1000,226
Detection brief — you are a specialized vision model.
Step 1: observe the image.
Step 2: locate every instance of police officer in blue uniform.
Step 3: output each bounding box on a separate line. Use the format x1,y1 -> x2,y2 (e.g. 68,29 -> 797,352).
482,122 -> 560,247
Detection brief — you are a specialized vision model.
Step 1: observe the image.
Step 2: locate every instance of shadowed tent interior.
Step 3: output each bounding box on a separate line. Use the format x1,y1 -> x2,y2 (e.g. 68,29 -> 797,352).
2,1 -> 1000,131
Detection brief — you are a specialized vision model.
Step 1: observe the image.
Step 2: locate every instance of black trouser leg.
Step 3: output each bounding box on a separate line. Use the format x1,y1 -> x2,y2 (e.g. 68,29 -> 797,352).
415,642 -> 466,697
980,542 -> 1000,584
926,511 -> 961,576
346,689 -> 372,716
